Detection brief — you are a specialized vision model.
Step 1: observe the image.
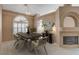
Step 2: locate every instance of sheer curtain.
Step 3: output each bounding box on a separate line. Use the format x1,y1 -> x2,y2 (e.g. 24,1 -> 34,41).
37,20 -> 44,33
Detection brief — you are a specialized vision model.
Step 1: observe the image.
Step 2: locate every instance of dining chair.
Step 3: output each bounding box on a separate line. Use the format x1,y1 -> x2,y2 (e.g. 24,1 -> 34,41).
31,36 -> 48,55
14,34 -> 26,50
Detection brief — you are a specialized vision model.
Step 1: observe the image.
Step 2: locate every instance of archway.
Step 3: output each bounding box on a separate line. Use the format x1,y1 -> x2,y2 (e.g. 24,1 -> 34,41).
13,15 -> 28,34
64,16 -> 76,27
62,12 -> 79,27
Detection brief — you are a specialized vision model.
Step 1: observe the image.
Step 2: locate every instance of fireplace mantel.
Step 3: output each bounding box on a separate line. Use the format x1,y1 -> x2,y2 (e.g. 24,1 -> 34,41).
60,28 -> 79,47
60,27 -> 79,32
55,5 -> 79,47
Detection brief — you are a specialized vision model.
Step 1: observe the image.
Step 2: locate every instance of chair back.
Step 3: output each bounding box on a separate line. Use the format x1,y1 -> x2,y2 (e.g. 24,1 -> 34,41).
14,34 -> 20,40
38,37 -> 48,46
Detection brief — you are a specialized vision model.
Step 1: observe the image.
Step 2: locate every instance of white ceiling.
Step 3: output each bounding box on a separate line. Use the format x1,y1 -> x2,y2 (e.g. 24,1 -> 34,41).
2,4 -> 79,16
2,4 -> 64,15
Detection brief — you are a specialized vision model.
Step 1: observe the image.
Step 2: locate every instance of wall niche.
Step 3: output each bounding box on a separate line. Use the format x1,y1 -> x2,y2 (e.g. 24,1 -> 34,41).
64,17 -> 76,27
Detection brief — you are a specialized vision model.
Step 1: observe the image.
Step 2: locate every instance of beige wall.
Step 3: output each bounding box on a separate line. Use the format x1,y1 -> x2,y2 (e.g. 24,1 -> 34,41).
59,5 -> 79,27
2,9 -> 34,41
0,5 -> 2,43
39,12 -> 55,23
34,5 -> 79,47
58,5 -> 79,47
39,5 -> 79,46
2,4 -> 79,47
55,8 -> 61,46
64,17 -> 75,27
36,12 -> 56,42
34,12 -> 56,28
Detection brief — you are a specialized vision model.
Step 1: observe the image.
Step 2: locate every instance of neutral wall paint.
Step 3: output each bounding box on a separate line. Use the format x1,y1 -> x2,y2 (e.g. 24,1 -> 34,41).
59,5 -> 79,27
35,12 -> 56,42
34,13 -> 56,30
34,5 -> 79,47
55,8 -> 61,46
0,5 -> 2,43
64,17 -> 75,27
2,10 -> 34,41
58,5 -> 79,47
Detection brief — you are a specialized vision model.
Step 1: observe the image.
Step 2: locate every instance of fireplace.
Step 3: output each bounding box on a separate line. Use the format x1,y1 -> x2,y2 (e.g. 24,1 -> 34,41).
63,36 -> 78,45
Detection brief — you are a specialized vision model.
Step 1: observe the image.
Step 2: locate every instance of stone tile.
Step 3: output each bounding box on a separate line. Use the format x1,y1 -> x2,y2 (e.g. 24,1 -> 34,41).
1,40 -> 79,55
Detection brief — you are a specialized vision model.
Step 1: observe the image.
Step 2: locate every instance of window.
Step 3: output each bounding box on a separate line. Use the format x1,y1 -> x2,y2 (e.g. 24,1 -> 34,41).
37,20 -> 44,33
13,16 -> 28,34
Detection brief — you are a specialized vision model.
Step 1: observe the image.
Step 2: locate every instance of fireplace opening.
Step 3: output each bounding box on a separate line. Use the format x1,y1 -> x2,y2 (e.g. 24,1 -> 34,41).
63,36 -> 78,45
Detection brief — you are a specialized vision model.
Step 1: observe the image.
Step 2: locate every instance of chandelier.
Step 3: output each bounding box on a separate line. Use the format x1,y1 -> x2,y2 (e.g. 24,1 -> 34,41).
24,4 -> 32,15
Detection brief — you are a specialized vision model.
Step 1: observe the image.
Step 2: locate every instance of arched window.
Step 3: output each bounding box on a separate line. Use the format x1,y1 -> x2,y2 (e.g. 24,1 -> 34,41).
37,20 -> 44,33
13,16 -> 28,34
64,17 -> 75,27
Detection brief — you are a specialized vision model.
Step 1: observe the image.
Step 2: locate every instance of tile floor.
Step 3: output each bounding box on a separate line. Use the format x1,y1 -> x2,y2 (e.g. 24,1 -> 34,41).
0,40 -> 79,55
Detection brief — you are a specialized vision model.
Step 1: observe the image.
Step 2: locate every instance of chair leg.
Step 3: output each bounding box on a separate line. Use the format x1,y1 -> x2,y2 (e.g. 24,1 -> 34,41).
15,42 -> 19,49
44,46 -> 48,55
14,40 -> 18,47
34,48 -> 37,55
36,47 -> 41,55
33,48 -> 39,55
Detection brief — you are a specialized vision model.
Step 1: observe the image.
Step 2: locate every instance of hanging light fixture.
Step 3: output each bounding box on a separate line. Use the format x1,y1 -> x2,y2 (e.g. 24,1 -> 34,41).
24,4 -> 32,15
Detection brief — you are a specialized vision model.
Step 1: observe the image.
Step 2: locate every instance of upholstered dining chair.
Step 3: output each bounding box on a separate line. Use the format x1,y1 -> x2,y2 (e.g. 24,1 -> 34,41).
14,34 -> 26,50
31,36 -> 48,55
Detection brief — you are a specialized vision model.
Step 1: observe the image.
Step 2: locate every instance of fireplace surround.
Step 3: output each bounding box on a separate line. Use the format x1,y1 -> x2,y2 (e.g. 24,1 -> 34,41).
60,30 -> 79,47
63,36 -> 78,45
54,4 -> 79,47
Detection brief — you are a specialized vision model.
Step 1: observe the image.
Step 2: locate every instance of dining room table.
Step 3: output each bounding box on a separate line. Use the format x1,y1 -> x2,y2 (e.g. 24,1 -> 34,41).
14,32 -> 48,54
17,32 -> 42,41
